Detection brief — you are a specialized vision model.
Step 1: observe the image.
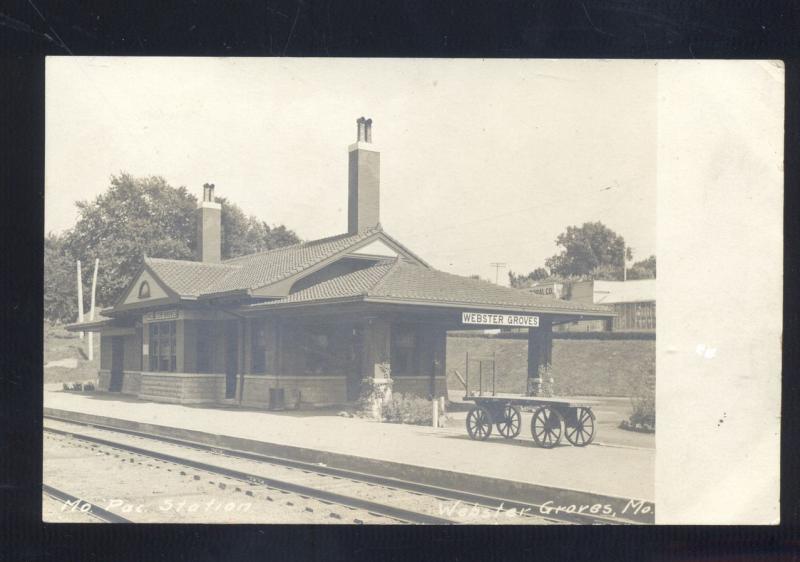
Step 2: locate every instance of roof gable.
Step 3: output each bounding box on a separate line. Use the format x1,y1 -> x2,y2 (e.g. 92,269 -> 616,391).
109,227 -> 432,307
121,268 -> 172,304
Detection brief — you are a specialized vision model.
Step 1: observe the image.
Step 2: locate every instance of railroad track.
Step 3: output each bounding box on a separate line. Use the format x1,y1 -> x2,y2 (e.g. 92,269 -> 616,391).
43,415 -> 623,525
42,483 -> 131,523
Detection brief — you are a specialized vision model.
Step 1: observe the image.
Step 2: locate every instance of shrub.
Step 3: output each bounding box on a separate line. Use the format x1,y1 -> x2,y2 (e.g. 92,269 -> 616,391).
621,367 -> 655,432
381,393 -> 437,425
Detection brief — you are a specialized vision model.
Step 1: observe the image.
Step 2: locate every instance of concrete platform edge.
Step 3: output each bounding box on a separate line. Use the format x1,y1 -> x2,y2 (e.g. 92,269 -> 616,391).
44,407 -> 655,524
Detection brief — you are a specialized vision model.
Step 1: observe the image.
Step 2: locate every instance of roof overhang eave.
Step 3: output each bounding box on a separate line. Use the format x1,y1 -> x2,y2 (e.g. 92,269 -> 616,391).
65,319 -> 114,332
239,294 -> 613,318
361,296 -> 615,317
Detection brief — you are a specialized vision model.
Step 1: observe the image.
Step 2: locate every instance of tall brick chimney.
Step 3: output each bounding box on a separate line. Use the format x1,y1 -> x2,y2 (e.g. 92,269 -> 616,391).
348,117 -> 380,234
197,183 -> 221,263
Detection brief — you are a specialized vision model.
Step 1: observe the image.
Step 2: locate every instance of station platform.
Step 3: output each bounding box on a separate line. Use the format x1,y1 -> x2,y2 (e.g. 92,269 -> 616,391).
43,386 -> 654,522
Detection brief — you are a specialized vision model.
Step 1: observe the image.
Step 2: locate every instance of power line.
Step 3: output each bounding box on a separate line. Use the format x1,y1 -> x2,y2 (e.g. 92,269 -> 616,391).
489,262 -> 507,285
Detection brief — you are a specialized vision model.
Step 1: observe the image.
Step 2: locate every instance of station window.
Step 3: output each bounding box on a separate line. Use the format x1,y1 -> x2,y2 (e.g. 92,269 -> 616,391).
251,319 -> 268,374
391,325 -> 418,375
305,329 -> 330,375
196,323 -> 212,373
149,321 -> 176,372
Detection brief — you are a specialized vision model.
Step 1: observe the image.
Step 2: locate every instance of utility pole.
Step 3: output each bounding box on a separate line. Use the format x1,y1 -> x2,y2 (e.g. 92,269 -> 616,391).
623,245 -> 633,282
88,258 -> 99,361
622,244 -> 626,282
76,260 -> 84,340
490,262 -> 507,285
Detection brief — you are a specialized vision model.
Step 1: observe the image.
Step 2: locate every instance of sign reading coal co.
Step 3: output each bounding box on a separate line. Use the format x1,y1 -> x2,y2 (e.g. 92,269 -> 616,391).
461,312 -> 539,327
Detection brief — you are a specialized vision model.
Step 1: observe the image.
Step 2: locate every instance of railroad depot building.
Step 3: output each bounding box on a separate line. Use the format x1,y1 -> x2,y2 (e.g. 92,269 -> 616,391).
69,118 -> 612,409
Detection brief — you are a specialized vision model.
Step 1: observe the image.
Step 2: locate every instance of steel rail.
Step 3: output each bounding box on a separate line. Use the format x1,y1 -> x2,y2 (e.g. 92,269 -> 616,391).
44,425 -> 452,525
44,414 -> 627,525
42,483 -> 131,523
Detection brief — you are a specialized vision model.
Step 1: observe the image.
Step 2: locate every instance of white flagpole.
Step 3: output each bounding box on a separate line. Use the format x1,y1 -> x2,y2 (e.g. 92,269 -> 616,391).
88,258 -> 99,361
77,260 -> 84,340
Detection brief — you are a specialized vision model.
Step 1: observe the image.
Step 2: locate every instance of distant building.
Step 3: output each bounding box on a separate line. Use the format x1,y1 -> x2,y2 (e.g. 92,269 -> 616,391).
527,279 -> 655,332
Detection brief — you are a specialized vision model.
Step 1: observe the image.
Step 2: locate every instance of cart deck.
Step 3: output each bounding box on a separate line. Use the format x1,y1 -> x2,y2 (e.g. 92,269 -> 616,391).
463,393 -> 598,409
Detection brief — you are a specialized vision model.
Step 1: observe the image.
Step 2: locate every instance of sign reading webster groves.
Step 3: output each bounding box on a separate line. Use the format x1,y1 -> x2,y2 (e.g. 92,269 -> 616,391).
461,312 -> 539,327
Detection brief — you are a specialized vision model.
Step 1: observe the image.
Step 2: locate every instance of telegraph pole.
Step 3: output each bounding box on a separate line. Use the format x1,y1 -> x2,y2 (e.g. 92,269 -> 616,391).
88,258 -> 99,361
490,262 -> 507,285
623,245 -> 633,282
623,244 -> 626,282
76,260 -> 84,340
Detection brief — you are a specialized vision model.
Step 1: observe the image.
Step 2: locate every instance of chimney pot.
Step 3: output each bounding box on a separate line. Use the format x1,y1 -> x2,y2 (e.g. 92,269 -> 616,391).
202,182 -> 215,202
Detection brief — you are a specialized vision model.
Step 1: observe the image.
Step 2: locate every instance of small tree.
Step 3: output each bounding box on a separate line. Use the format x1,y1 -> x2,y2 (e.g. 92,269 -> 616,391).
44,233 -> 78,323
627,255 -> 656,280
46,173 -> 301,322
545,222 -> 631,279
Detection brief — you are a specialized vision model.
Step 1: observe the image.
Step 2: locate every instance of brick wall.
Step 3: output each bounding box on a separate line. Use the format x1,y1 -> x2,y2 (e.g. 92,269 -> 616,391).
446,335 -> 655,398
241,375 -> 347,408
392,376 -> 447,399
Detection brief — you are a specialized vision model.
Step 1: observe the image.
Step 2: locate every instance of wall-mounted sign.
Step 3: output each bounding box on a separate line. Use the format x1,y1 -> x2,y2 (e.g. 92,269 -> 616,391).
461,312 -> 539,327
144,309 -> 179,322
528,282 -> 563,299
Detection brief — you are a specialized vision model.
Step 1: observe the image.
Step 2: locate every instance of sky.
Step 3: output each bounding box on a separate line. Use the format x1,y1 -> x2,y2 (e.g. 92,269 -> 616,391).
46,58 -> 657,285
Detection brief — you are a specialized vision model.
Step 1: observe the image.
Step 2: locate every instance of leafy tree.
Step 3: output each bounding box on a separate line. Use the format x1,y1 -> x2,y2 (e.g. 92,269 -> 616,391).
44,233 -> 78,323
508,268 -> 549,288
627,255 -> 656,280
49,173 -> 300,322
544,222 -> 631,280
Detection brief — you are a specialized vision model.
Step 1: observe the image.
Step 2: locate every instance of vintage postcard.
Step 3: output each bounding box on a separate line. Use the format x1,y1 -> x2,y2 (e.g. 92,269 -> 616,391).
43,58 -> 782,524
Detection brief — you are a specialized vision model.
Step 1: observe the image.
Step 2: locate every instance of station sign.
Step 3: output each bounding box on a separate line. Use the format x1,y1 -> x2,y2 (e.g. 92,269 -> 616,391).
461,311 -> 539,327
143,309 -> 179,322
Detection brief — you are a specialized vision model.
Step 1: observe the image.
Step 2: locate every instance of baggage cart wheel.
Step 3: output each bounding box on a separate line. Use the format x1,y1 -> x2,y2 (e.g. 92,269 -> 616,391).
496,405 -> 522,439
530,406 -> 564,448
564,407 -> 596,447
466,405 -> 493,440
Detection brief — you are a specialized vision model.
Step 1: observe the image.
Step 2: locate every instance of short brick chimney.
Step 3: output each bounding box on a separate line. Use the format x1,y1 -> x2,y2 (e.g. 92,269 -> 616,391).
197,183 -> 221,263
348,117 -> 380,234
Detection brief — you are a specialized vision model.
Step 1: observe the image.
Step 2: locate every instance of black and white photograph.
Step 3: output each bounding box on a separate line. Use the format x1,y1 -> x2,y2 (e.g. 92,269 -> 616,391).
41,57 -> 782,525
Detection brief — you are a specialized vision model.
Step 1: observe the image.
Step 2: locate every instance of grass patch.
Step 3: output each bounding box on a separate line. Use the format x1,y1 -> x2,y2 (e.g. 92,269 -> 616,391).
43,321 -> 100,384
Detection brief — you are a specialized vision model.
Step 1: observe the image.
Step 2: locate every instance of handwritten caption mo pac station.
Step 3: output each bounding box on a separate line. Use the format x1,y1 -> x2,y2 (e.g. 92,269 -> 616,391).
461,312 -> 539,327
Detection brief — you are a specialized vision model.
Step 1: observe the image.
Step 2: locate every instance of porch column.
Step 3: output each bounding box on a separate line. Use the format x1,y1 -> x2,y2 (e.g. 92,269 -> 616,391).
430,326 -> 446,398
359,317 -> 393,418
142,323 -> 151,372
527,315 -> 553,396
175,319 -> 185,373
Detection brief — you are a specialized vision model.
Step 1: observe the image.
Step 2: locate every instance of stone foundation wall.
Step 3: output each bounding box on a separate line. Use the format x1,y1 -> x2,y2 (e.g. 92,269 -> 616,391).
392,376 -> 447,399
121,371 -> 142,395
138,373 -> 225,404
241,375 -> 347,408
98,370 -> 111,391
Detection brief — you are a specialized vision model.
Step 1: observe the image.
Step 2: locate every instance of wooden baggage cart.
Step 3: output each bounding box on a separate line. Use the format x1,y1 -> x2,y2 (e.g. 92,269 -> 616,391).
460,352 -> 597,448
